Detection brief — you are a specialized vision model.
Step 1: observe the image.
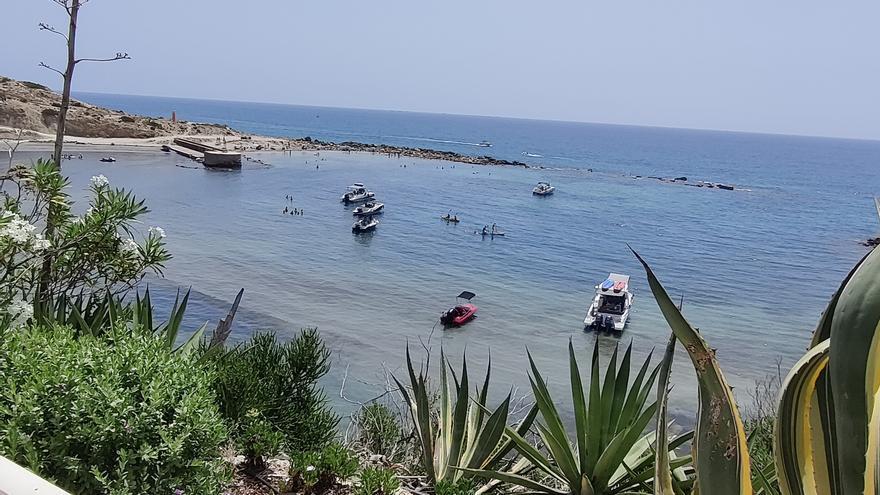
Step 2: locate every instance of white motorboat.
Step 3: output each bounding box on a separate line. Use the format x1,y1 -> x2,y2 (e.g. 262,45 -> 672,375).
584,273 -> 633,332
341,183 -> 375,204
533,182 -> 555,196
353,202 -> 384,217
352,216 -> 379,233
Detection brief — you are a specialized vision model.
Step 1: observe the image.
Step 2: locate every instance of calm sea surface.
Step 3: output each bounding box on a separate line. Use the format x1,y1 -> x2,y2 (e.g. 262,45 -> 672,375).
21,92 -> 880,421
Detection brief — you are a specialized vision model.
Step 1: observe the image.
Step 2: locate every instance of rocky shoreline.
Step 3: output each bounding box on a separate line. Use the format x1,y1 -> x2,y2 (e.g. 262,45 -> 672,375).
290,137 -> 529,167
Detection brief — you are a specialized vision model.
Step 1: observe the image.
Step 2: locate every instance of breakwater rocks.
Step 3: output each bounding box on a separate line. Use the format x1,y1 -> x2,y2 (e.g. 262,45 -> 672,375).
295,137 -> 530,168
631,174 -> 738,191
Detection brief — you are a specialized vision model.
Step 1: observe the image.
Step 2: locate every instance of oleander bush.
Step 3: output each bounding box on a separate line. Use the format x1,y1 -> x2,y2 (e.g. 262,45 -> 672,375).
0,325 -> 229,495
205,329 -> 339,465
354,466 -> 400,495
1,160 -> 170,330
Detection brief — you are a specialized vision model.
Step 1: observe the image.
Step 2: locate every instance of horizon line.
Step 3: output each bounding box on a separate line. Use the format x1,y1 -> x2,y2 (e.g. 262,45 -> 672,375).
70,88 -> 880,144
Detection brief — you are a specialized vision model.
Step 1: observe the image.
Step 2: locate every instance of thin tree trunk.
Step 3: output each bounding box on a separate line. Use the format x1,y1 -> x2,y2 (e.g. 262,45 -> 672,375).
42,1 -> 80,307
51,0 -> 80,169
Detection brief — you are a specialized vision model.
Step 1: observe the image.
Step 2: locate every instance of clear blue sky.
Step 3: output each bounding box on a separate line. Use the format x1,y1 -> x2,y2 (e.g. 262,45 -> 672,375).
2,0 -> 878,140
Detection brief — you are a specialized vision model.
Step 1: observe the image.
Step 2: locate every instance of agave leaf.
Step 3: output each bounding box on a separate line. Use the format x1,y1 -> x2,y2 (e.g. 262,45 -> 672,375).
175,321 -> 208,356
655,332 -> 677,495
592,401 -> 657,491
499,424 -> 567,483
465,395 -> 510,469
810,249 -> 872,347
864,320 -> 880,494
586,341 -> 603,474
600,345 -> 620,449
774,339 -> 831,495
827,246 -> 880,494
570,340 -> 590,474
611,343 -> 633,433
483,402 -> 538,468
447,352 -> 470,478
527,351 -> 580,483
457,467 -> 570,495
632,248 -> 752,495
165,288 -> 191,348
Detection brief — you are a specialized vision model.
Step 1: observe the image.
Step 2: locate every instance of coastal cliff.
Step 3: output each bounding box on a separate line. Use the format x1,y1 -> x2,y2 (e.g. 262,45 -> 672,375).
0,75 -> 235,139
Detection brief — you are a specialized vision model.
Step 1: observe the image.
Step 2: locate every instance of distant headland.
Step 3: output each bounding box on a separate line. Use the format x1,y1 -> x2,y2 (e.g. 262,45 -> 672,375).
0,75 -> 528,168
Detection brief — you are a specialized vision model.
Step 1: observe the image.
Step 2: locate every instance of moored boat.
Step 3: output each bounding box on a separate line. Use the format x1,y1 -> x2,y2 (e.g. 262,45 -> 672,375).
341,183 -> 375,204
440,291 -> 478,327
352,216 -> 379,233
353,202 -> 384,217
584,273 -> 633,332
532,182 -> 555,195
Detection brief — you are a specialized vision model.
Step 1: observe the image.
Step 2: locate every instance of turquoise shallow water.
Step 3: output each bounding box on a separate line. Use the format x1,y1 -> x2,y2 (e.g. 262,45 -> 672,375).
21,93 -> 880,420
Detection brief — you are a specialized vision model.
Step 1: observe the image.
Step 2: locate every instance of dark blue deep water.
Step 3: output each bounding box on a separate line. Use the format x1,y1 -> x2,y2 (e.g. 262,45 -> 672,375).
30,92 -> 880,418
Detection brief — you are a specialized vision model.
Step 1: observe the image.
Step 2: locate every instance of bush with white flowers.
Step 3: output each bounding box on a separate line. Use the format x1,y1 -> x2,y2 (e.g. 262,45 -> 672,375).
0,159 -> 171,330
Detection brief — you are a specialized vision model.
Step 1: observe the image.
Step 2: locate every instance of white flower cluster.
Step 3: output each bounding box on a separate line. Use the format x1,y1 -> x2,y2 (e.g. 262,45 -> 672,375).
90,174 -> 110,188
149,226 -> 166,239
6,293 -> 33,329
120,237 -> 139,254
0,211 -> 50,250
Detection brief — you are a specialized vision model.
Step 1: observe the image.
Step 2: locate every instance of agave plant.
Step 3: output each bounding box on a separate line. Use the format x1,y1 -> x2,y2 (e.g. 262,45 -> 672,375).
33,287 -> 209,355
639,238 -> 880,495
393,346 -> 537,485
462,339 -> 692,494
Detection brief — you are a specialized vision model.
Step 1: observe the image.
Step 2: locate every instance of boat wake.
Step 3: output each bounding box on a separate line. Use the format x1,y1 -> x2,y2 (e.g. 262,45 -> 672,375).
522,152 -> 544,158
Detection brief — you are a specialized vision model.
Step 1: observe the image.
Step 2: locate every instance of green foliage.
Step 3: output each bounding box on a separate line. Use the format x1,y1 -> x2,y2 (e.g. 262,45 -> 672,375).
238,410 -> 285,471
206,329 -> 339,461
393,347 -> 537,484
434,477 -> 477,495
0,160 -> 170,330
288,442 -> 358,494
353,401 -> 404,460
0,325 -> 229,495
355,466 -> 401,495
464,340 -> 689,495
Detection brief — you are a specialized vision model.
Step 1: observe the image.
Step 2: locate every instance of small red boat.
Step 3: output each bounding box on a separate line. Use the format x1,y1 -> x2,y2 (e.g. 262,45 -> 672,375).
440,291 -> 478,327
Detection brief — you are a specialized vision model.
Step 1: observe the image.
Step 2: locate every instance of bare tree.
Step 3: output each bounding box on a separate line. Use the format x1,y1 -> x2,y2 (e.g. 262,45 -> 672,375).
39,0 -> 130,168
2,128 -> 27,171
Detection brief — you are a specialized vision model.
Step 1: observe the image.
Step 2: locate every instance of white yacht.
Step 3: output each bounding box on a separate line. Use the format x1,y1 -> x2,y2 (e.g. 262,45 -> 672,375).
532,182 -> 555,196
353,202 -> 384,217
584,273 -> 633,332
341,183 -> 375,204
352,216 -> 379,233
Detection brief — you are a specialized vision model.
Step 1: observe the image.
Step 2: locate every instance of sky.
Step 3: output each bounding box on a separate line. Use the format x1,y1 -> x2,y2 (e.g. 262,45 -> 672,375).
2,0 -> 879,140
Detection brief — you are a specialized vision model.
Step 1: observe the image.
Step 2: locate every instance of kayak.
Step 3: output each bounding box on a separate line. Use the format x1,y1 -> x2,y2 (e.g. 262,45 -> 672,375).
441,215 -> 460,223
440,303 -> 478,327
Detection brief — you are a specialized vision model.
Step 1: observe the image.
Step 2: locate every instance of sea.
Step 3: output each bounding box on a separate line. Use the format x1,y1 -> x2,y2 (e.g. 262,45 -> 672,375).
17,91 -> 880,423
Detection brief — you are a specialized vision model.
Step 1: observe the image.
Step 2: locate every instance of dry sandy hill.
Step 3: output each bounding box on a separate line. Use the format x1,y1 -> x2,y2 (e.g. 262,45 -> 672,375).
0,75 -> 235,139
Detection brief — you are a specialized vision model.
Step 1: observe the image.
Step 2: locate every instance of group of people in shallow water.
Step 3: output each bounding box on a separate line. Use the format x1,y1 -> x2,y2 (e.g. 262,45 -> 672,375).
282,195 -> 303,216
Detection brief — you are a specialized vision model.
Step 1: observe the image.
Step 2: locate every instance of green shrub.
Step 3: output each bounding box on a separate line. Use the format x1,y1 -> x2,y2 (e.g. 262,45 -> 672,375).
355,466 -> 400,495
353,402 -> 403,460
288,442 -> 358,494
207,329 -> 338,459
238,410 -> 285,471
0,325 -> 228,495
434,478 -> 477,495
